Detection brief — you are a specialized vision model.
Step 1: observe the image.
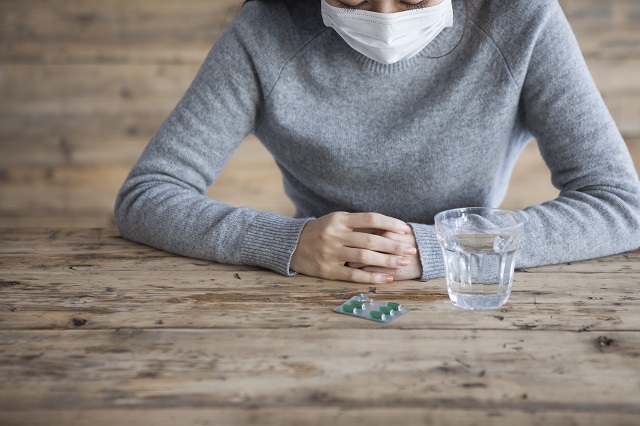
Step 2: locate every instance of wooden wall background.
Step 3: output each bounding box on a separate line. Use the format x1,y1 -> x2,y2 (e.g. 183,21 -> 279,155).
0,0 -> 638,228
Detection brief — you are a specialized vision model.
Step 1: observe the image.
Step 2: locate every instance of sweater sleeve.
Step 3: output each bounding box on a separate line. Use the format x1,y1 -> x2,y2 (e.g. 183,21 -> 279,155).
114,9 -> 312,275
413,1 -> 640,280
513,1 -> 640,269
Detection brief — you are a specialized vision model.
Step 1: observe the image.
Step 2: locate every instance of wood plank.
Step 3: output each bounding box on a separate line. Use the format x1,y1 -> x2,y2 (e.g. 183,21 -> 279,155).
1,268 -> 638,331
0,63 -> 196,170
1,0 -> 638,63
0,64 -> 197,115
0,138 -> 636,229
1,228 -> 638,424
501,141 -> 557,211
0,215 -> 117,229
586,59 -> 640,138
0,0 -> 240,64
1,0 -> 639,228
0,329 -> 638,414
1,59 -> 637,167
503,137 -> 640,211
0,229 -> 638,331
0,137 -> 294,219
3,408 -> 640,426
563,0 -> 640,59
1,59 -> 638,156
1,228 -> 638,272
0,164 -> 131,215
0,113 -> 158,167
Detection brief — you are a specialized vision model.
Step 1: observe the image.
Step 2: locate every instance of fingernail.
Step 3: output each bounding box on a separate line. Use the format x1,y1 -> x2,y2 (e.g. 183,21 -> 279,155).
379,274 -> 393,283
401,224 -> 409,233
404,246 -> 417,255
397,257 -> 409,267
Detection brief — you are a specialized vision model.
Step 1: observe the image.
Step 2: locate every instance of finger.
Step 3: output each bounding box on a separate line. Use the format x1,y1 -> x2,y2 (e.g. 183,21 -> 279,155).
361,264 -> 422,281
379,230 -> 413,241
344,213 -> 409,234
360,266 -> 403,279
346,232 -> 416,256
352,228 -> 385,236
361,265 -> 396,275
336,265 -> 394,284
362,265 -> 413,280
343,247 -> 410,269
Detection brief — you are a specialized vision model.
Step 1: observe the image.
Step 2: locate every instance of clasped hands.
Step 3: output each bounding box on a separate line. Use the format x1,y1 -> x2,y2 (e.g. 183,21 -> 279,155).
290,212 -> 421,283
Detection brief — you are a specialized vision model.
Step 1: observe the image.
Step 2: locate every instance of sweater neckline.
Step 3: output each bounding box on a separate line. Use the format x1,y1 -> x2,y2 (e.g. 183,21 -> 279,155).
346,2 -> 467,74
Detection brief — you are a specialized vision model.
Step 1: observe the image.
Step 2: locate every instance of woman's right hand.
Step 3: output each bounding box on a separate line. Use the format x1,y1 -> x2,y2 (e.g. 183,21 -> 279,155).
290,212 -> 417,283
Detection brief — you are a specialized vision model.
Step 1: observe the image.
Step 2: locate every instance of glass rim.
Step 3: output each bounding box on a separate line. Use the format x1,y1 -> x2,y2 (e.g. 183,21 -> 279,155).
434,207 -> 525,229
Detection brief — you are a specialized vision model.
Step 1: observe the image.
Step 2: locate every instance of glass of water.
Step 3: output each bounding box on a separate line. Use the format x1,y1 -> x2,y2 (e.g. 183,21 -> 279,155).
434,207 -> 525,310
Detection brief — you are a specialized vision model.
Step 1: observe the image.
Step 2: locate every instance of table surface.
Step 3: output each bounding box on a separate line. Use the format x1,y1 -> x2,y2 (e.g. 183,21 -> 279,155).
1,228 -> 639,425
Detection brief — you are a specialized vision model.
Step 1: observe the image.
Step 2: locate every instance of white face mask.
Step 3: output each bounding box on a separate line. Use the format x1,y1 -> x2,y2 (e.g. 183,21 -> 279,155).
321,0 -> 454,65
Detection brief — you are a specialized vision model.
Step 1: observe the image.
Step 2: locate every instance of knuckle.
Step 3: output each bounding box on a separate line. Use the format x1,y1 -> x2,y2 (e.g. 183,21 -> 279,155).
362,212 -> 379,226
362,234 -> 376,247
318,229 -> 332,243
331,211 -> 347,220
323,212 -> 338,226
316,241 -> 332,256
354,250 -> 370,264
317,252 -> 331,265
327,212 -> 348,228
346,269 -> 362,283
317,263 -> 332,278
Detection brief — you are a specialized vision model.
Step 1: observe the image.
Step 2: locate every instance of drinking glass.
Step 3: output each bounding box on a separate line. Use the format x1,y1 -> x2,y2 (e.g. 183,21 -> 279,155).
434,207 -> 525,310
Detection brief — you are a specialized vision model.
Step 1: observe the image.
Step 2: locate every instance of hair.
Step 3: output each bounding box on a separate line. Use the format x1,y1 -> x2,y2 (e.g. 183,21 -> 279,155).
241,0 -> 475,58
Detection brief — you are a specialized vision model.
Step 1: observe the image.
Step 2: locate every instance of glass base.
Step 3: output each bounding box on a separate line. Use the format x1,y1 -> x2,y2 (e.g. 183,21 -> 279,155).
448,290 -> 510,310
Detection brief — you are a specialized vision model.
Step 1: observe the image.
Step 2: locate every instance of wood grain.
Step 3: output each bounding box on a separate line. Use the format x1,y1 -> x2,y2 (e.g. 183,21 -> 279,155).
0,0 -> 639,228
1,228 -> 639,332
0,0 -> 240,64
4,409 -> 640,426
0,330 -> 638,410
1,228 -> 639,425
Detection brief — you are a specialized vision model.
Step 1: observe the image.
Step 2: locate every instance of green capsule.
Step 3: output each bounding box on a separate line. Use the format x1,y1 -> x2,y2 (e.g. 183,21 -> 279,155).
342,304 -> 356,314
349,300 -> 364,309
379,306 -> 393,315
387,302 -> 401,311
369,311 -> 386,321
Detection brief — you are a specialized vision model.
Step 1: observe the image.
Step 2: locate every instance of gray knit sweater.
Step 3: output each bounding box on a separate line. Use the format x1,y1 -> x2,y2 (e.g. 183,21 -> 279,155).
114,0 -> 640,280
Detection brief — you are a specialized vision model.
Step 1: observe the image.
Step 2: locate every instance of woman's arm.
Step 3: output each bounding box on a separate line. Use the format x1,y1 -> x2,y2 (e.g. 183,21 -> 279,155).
358,1 -> 640,281
511,0 -> 640,270
114,12 -> 312,275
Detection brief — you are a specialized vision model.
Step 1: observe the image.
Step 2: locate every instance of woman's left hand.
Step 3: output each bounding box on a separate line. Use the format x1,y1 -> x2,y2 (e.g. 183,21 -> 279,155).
347,228 -> 422,280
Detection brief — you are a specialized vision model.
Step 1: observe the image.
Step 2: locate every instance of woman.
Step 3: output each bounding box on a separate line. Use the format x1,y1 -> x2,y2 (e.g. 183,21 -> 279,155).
114,0 -> 640,284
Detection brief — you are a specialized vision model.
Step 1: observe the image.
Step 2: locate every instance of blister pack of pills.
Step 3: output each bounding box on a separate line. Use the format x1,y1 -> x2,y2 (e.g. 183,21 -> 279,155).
333,294 -> 409,323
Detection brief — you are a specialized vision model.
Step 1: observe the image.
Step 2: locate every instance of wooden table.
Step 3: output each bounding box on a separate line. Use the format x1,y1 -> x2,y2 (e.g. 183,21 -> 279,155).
1,228 -> 639,425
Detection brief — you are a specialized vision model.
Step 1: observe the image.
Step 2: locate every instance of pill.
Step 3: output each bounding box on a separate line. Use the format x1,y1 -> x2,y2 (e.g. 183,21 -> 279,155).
334,297 -> 408,323
379,306 -> 393,315
369,311 -> 386,321
342,305 -> 356,313
387,302 -> 401,311
349,301 -> 364,309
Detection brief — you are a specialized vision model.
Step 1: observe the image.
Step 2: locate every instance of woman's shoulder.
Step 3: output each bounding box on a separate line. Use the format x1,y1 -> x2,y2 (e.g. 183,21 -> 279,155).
467,0 -> 568,59
469,0 -> 563,35
207,0 -> 326,92
470,0 -> 560,17
465,0 -> 575,83
233,0 -> 326,50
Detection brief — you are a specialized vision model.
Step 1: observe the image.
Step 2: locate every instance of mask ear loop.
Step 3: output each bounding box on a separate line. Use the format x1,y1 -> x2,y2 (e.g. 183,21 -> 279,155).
426,0 -> 468,59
